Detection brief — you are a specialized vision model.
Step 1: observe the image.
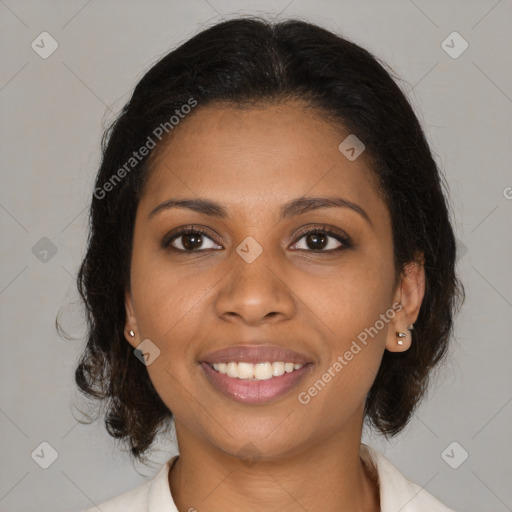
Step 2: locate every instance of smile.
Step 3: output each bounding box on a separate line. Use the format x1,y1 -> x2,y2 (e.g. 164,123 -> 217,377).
211,361 -> 304,380
201,361 -> 312,404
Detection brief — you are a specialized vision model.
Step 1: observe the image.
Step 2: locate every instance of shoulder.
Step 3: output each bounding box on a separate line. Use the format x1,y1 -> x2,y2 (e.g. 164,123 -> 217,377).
361,444 -> 457,512
79,456 -> 178,512
81,481 -> 151,512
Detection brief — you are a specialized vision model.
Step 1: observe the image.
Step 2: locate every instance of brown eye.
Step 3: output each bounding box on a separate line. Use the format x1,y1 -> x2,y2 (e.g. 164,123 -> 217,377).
304,232 -> 330,250
291,228 -> 350,252
179,232 -> 205,250
163,227 -> 223,252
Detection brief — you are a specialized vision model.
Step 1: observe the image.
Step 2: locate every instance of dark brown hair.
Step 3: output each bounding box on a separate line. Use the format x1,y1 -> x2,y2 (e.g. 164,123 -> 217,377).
68,17 -> 465,462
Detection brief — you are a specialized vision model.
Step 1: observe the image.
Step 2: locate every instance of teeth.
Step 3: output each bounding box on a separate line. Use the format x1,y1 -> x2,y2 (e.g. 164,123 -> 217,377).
226,362 -> 237,378
238,362 -> 254,379
211,361 -> 304,380
272,362 -> 285,376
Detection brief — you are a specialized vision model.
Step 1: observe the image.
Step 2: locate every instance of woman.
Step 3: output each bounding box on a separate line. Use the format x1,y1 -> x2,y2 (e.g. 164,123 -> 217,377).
74,17 -> 464,512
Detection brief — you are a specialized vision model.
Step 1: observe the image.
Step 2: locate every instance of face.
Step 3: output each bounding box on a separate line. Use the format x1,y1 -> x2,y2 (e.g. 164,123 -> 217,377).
124,100 -> 424,460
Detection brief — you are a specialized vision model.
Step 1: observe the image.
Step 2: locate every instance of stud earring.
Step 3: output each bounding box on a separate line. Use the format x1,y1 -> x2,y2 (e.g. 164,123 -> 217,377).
396,331 -> 406,345
129,330 -> 135,337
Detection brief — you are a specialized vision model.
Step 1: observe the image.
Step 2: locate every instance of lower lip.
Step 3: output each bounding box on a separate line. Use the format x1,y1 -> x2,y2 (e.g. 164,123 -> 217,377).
201,362 -> 312,405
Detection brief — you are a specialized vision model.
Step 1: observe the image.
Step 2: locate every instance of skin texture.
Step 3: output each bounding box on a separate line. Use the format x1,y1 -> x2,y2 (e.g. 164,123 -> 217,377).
124,101 -> 425,512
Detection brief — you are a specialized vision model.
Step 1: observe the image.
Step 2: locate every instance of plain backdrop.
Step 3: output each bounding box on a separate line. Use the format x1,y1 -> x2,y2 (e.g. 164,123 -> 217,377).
0,1 -> 511,511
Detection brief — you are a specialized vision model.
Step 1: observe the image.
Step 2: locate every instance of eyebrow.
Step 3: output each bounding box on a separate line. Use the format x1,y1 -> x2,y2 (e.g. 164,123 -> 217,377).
148,196 -> 372,226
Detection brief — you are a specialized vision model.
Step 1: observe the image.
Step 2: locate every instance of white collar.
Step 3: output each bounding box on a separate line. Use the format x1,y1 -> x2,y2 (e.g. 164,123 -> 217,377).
359,444 -> 455,511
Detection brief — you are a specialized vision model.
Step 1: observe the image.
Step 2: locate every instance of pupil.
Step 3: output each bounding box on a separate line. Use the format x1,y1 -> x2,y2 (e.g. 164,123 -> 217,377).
183,233 -> 203,250
307,232 -> 327,250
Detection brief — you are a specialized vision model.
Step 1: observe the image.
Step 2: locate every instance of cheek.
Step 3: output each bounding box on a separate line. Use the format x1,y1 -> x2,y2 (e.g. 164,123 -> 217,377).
304,252 -> 394,341
128,252 -> 222,408
130,246 -> 216,337
297,255 -> 393,394
296,280 -> 390,424
129,263 -> 206,415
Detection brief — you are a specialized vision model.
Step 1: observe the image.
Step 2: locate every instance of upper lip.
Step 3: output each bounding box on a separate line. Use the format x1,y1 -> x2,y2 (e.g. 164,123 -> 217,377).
200,344 -> 312,365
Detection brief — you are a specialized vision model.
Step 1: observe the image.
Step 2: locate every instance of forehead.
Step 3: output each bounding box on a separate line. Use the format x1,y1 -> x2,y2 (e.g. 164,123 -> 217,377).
140,101 -> 387,223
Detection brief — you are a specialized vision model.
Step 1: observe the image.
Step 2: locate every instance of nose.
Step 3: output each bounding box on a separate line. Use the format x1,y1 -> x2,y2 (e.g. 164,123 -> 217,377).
214,250 -> 296,326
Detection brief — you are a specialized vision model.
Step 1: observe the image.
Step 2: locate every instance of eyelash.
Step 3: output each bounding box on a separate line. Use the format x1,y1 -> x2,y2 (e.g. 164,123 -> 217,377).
161,225 -> 352,253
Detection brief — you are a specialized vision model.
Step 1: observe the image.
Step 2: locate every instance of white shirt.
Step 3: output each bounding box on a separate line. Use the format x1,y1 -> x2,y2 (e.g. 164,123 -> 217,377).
82,443 -> 456,511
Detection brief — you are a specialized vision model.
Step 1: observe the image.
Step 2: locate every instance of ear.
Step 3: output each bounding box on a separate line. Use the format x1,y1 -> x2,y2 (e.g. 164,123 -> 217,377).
124,289 -> 139,349
386,255 -> 426,353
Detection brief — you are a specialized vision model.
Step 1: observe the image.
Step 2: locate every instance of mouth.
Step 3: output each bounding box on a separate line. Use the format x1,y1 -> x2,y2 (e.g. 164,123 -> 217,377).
199,344 -> 314,405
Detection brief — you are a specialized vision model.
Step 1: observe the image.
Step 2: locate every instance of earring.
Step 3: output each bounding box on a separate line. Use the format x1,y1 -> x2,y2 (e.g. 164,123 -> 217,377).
407,323 -> 414,331
129,330 -> 135,337
396,331 -> 406,345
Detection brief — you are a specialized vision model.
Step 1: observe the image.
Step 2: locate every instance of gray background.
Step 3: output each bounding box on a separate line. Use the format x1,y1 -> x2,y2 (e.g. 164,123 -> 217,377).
1,1 -> 511,511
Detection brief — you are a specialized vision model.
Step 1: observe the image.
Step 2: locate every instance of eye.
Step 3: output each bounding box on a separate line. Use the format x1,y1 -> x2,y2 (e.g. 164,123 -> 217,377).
291,227 -> 351,252
162,225 -> 351,253
162,226 -> 223,252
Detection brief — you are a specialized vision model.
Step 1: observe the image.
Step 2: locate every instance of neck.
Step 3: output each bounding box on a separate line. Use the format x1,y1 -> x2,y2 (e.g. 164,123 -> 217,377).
168,423 -> 380,512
